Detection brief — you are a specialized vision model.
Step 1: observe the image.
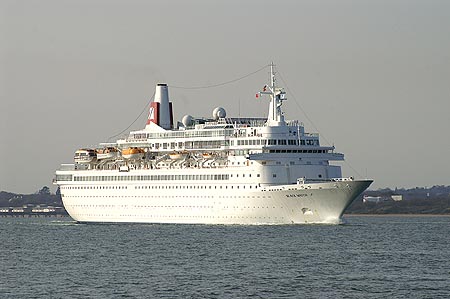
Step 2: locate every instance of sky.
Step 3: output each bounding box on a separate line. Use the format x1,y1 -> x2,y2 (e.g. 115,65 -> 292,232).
1,0 -> 450,193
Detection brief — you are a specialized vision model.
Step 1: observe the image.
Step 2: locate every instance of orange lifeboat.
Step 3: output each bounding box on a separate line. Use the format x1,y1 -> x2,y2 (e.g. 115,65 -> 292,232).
202,152 -> 213,159
121,147 -> 145,160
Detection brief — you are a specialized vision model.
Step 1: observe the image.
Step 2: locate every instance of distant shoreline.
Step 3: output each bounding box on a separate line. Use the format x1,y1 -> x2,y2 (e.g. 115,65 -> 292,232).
0,214 -> 68,218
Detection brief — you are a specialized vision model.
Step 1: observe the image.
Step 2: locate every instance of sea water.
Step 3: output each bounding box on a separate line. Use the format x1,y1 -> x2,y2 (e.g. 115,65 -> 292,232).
1,215 -> 449,298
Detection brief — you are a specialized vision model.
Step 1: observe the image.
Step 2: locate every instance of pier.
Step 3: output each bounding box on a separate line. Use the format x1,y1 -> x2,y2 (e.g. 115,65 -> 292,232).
0,206 -> 68,217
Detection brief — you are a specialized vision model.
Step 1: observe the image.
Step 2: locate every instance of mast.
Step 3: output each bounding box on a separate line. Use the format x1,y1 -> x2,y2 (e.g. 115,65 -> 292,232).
257,63 -> 287,126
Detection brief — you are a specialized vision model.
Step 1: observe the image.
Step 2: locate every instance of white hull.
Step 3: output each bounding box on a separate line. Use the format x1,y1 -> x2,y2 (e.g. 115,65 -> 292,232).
58,178 -> 371,224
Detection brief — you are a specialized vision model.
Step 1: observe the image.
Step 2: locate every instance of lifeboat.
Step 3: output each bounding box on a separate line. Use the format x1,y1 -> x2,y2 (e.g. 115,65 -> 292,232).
121,147 -> 145,160
74,149 -> 97,164
202,152 -> 213,159
169,151 -> 188,160
96,147 -> 119,160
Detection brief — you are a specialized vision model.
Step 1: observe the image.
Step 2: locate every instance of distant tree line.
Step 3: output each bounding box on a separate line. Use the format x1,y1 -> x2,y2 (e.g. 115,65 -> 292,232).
347,185 -> 450,214
1,185 -> 449,214
0,186 -> 63,208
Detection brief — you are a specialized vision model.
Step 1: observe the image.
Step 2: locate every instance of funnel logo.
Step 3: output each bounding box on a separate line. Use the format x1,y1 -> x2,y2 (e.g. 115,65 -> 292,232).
146,102 -> 160,126
149,107 -> 155,120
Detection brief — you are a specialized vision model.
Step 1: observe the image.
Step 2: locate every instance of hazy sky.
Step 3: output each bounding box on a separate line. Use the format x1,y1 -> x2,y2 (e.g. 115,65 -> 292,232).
1,0 -> 449,193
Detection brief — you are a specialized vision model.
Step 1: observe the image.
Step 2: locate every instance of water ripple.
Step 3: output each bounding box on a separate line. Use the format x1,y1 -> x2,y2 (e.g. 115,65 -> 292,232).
1,215 -> 449,298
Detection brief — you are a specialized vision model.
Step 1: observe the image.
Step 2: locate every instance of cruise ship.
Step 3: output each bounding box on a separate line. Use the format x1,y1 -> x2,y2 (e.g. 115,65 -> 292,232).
54,64 -> 372,224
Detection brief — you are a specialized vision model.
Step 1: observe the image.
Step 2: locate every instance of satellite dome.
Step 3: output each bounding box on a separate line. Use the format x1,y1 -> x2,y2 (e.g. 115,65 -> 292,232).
212,107 -> 226,120
181,114 -> 194,127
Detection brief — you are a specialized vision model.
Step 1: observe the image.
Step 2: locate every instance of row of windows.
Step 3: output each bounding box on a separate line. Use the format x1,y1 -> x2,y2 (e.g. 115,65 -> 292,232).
56,175 -> 73,181
63,186 -> 128,190
265,139 -> 315,146
63,184 -> 260,191
184,140 -> 224,149
73,174 -> 230,182
236,139 -> 266,146
130,129 -> 229,141
305,139 -> 320,146
267,149 -> 327,154
154,139 -> 317,148
69,204 -> 278,210
135,185 -> 258,190
129,135 -> 318,149
69,211 -> 286,221
65,195 -> 214,198
235,139 -> 318,147
71,204 -> 216,209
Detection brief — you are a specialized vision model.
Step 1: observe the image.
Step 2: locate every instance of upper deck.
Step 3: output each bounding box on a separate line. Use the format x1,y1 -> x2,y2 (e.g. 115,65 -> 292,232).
114,115 -> 330,154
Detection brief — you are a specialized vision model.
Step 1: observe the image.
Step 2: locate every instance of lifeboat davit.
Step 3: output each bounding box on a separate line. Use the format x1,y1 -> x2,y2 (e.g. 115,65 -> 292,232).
74,149 -> 97,164
121,147 -> 145,160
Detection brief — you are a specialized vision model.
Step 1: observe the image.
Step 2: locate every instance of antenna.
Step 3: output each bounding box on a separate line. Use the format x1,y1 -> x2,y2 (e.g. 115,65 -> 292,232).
255,62 -> 287,126
238,97 -> 241,120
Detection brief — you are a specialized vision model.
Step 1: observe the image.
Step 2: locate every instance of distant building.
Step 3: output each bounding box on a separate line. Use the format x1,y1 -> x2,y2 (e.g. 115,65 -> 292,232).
391,195 -> 403,201
363,195 -> 384,203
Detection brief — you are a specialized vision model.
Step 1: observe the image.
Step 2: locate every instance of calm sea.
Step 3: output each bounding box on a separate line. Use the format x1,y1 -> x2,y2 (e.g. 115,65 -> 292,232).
1,215 -> 449,299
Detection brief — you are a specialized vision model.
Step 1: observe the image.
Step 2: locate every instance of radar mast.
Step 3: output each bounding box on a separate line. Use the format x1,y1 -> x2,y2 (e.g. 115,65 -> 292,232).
256,63 -> 287,126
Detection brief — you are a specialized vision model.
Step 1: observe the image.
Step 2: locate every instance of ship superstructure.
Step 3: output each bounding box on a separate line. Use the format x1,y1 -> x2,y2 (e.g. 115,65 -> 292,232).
54,64 -> 372,224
